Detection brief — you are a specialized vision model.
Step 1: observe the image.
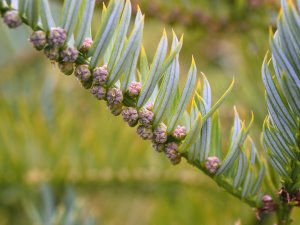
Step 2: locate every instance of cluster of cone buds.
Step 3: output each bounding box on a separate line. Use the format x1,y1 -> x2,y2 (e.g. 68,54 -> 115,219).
122,107 -> 138,127
73,64 -> 110,107
90,66 -> 108,100
74,64 -> 93,88
25,19 -> 92,77
71,64 -> 124,116
72,64 -> 124,118
165,142 -> 181,165
153,123 -> 168,143
107,87 -> 123,105
172,125 -> 187,140
128,81 -> 142,97
106,88 -> 123,116
1,7 -> 187,166
118,84 -> 186,165
204,156 -> 220,174
135,117 -> 186,165
152,124 -> 184,165
45,28 -> 79,75
24,25 -> 93,77
2,10 -> 22,28
1,10 -> 72,68
79,38 -> 93,53
29,31 -> 47,51
138,108 -> 154,126
140,123 -> 182,165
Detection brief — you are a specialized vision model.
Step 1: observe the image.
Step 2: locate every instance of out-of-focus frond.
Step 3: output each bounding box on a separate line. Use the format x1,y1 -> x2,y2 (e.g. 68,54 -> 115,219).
262,0 -> 300,193
24,185 -> 95,225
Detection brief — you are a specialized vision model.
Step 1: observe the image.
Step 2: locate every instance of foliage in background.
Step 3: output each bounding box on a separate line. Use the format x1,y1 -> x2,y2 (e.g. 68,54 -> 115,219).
24,185 -> 95,225
261,1 -> 300,222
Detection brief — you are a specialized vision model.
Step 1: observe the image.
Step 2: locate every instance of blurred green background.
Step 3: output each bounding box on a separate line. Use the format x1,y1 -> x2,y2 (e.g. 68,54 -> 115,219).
1,0 -> 299,224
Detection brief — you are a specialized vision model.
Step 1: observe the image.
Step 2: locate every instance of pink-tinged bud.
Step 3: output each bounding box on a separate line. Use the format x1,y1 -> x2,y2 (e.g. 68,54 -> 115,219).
172,125 -> 187,141
165,142 -> 181,165
152,142 -> 165,152
58,62 -> 74,75
122,107 -> 139,127
79,38 -> 93,53
153,123 -> 168,144
107,88 -> 123,106
44,46 -> 60,61
137,125 -> 153,140
75,65 -> 91,81
48,27 -> 66,47
90,85 -> 106,100
29,30 -> 47,50
262,195 -> 273,203
138,108 -> 154,126
3,10 -> 22,28
60,47 -> 79,62
205,156 -> 220,174
108,103 -> 123,116
128,81 -> 142,97
93,66 -> 108,86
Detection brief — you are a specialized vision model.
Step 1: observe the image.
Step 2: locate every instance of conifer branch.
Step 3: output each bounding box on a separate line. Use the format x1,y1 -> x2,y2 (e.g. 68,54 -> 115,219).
1,1 -> 300,224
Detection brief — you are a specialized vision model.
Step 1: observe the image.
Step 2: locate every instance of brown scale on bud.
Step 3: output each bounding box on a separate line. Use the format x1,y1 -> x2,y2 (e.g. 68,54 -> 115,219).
79,38 -> 93,53
58,62 -> 74,75
107,88 -> 123,106
60,47 -> 79,62
296,190 -> 300,206
137,125 -> 153,140
152,142 -> 165,153
122,107 -> 139,127
128,81 -> 142,97
172,125 -> 187,141
44,46 -> 60,61
93,66 -> 108,86
138,108 -> 154,126
278,187 -> 300,206
165,142 -> 181,165
205,156 -> 220,174
279,187 -> 290,203
108,103 -> 123,116
3,10 -> 22,28
153,123 -> 168,144
90,85 -> 106,100
29,30 -> 47,51
145,102 -> 154,111
48,27 -> 66,47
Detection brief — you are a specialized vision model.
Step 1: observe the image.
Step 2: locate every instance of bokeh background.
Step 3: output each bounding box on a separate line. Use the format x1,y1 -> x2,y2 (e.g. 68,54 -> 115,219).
1,0 -> 299,224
